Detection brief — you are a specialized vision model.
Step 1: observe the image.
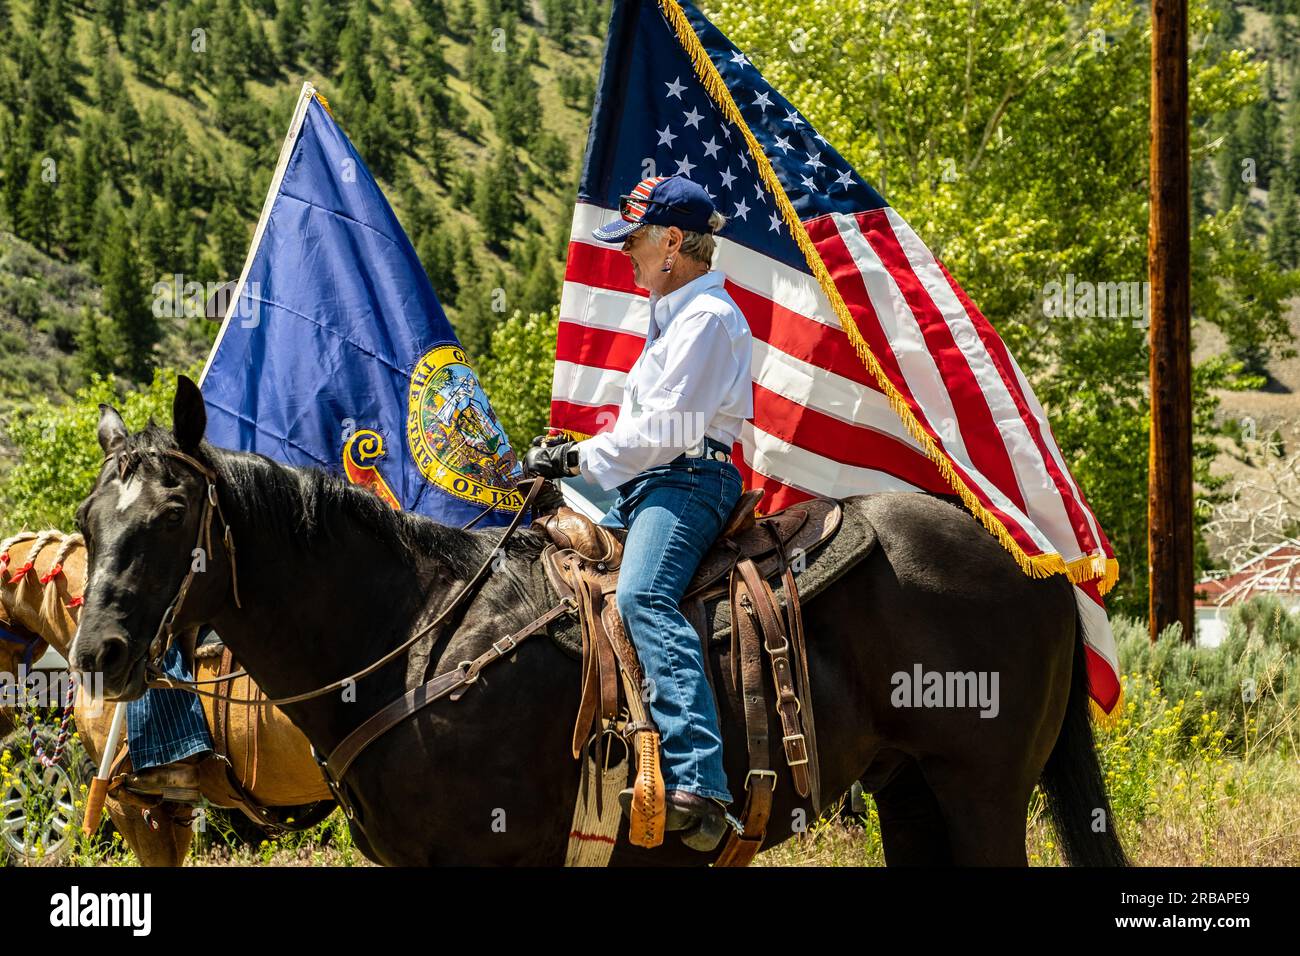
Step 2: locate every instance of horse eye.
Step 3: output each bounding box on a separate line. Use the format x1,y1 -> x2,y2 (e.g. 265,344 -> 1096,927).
164,507 -> 186,526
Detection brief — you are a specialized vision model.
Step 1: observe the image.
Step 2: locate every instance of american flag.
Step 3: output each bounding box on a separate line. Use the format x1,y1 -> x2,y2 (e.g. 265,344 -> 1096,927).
552,0 -> 1122,712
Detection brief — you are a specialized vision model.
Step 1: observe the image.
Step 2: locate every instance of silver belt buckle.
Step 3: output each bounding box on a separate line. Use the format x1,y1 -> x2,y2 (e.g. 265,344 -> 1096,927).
685,441 -> 704,458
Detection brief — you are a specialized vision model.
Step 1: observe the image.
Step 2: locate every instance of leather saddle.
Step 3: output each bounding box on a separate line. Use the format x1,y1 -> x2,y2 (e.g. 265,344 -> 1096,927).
536,489 -> 842,599
534,489 -> 842,863
108,631 -> 334,833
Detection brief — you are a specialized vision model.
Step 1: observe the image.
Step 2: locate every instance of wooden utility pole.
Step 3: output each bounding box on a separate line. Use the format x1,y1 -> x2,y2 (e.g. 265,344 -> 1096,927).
1148,0 -> 1194,643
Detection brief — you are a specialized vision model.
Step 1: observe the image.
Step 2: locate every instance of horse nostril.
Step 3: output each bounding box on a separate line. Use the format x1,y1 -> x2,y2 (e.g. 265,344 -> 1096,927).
87,634 -> 130,679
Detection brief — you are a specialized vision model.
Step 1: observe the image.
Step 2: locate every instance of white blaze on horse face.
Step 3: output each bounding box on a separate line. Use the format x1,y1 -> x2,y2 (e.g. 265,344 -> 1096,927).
115,474 -> 144,512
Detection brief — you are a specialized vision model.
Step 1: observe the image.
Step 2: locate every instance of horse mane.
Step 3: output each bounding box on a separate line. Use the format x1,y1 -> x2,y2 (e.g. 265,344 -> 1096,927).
120,423 -> 542,577
0,529 -> 84,651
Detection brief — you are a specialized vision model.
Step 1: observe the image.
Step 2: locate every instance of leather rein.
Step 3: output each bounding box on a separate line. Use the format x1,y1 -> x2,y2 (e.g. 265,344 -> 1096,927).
117,449 -> 559,709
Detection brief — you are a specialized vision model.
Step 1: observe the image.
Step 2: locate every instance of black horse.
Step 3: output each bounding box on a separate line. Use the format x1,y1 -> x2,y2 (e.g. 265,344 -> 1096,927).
70,377 -> 1126,866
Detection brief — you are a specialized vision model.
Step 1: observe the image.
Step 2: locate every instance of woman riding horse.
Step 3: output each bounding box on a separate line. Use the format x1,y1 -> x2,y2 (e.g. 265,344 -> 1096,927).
523,174 -> 752,850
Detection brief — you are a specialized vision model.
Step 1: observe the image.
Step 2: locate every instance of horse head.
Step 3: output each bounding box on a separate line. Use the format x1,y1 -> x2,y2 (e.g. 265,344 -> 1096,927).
72,375 -> 235,699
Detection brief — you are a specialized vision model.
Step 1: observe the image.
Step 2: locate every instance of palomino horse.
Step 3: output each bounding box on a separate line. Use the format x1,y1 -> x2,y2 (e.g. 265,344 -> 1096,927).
0,530 -> 333,865
71,377 -> 1127,866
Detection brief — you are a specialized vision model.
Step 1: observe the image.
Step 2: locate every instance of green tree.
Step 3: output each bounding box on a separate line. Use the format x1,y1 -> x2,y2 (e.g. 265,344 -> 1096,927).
17,155 -> 58,252
338,0 -> 373,103
533,129 -> 571,179
478,305 -> 560,449
1268,178 -> 1300,268
0,366 -> 197,534
493,59 -> 542,147
306,0 -> 339,71
275,0 -> 305,61
413,0 -> 448,32
100,211 -> 160,382
208,200 -> 251,279
75,306 -> 117,380
417,227 -> 460,299
473,148 -> 521,250
514,253 -> 558,316
1235,79 -> 1280,190
703,0 -> 1295,614
102,0 -> 126,41
60,140 -> 100,257
1,112 -> 36,228
541,0 -> 577,50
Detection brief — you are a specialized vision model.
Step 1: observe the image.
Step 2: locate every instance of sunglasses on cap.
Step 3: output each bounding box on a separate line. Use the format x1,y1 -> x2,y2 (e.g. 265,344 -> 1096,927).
619,193 -> 690,221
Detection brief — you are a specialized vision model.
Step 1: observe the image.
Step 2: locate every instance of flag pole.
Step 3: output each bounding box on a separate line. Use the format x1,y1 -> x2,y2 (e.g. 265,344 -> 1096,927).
198,81 -> 320,387
1147,0 -> 1194,643
82,701 -> 126,835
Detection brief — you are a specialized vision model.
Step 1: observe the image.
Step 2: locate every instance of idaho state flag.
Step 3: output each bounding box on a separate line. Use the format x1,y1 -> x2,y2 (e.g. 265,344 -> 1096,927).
200,83 -> 523,525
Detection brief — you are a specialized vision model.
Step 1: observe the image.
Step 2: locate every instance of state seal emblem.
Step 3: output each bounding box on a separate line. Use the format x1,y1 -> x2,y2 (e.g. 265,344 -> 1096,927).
406,344 -> 523,511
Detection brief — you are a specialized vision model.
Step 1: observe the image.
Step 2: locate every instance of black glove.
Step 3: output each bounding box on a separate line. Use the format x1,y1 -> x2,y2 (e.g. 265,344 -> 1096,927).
523,439 -> 580,478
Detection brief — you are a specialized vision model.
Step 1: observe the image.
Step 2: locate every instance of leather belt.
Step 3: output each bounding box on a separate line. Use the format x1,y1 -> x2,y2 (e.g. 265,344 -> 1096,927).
679,436 -> 733,464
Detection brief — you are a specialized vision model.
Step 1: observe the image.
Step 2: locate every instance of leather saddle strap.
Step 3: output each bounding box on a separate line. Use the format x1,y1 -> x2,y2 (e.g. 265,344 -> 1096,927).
598,596 -> 645,723
714,561 -> 774,867
195,750 -> 285,831
600,597 -> 666,849
248,674 -> 262,792
590,581 -> 620,788
735,557 -> 810,799
594,583 -> 620,727
326,600 -> 574,784
213,646 -> 233,762
766,523 -> 822,815
571,569 -> 604,758
212,648 -> 265,804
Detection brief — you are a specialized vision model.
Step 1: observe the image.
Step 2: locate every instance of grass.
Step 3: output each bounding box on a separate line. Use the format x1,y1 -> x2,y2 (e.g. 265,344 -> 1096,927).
16,668 -> 1293,867
754,670 -> 1300,867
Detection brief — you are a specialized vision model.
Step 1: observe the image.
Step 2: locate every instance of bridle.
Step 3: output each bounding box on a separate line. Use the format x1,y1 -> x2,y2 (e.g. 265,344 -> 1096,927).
113,448 -> 245,674
91,448 -> 576,825
102,447 -> 554,708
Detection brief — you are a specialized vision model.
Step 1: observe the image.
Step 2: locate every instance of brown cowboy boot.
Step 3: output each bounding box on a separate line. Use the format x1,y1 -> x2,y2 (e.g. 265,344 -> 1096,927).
619,787 -> 730,852
123,752 -> 204,803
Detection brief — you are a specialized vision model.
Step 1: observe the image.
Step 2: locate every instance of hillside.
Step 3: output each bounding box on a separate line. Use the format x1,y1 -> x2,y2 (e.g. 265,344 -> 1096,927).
0,0 -> 605,456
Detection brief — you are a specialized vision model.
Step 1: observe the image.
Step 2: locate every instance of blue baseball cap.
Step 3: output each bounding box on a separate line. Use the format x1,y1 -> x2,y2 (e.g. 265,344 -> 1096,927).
592,174 -> 715,243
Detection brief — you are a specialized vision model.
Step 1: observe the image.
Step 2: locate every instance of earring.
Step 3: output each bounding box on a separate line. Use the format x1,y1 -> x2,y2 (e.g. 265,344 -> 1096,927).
661,256 -> 674,272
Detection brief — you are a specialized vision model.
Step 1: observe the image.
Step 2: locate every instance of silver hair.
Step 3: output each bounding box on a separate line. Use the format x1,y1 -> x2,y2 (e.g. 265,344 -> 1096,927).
643,210 -> 728,265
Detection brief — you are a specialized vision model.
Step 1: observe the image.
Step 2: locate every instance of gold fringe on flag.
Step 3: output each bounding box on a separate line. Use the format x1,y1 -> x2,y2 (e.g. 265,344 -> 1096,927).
1090,694 -> 1125,729
656,0 -> 1118,597
313,89 -> 334,118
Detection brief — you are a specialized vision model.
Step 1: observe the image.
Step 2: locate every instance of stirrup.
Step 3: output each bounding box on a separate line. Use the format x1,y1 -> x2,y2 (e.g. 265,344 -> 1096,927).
680,809 -> 730,852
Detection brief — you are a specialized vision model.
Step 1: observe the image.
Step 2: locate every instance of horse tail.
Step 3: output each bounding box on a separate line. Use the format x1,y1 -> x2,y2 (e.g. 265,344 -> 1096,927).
1039,609 -> 1129,866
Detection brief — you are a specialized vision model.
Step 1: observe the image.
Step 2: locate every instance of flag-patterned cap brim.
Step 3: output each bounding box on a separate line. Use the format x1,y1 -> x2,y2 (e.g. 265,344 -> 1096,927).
591,217 -> 645,243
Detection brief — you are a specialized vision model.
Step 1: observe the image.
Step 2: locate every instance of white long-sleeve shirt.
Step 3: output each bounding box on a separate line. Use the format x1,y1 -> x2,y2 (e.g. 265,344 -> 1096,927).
577,270 -> 754,490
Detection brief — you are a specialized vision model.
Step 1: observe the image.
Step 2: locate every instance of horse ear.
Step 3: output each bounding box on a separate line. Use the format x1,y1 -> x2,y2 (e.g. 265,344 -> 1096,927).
172,375 -> 207,453
97,404 -> 127,457
204,280 -> 238,322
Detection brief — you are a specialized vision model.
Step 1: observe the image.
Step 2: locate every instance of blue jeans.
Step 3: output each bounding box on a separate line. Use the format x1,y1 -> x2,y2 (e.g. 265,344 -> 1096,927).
126,643 -> 213,770
599,456 -> 743,803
